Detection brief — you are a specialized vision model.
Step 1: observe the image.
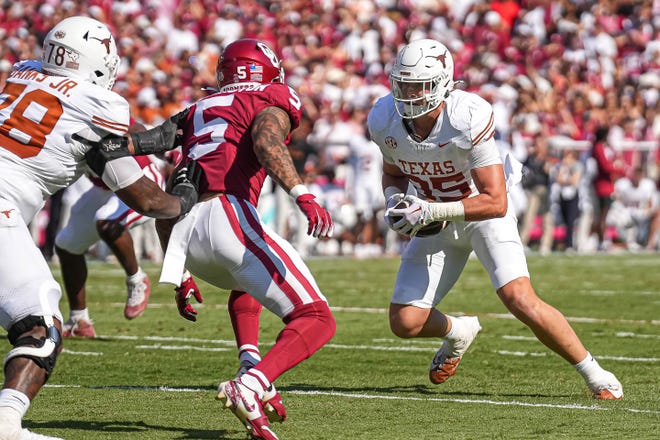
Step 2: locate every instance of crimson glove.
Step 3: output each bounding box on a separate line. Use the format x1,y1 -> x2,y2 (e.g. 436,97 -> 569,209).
174,272 -> 203,321
295,193 -> 334,238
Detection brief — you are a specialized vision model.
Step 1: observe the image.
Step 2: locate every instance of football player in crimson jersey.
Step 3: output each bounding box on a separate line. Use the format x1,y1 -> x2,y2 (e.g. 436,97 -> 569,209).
90,38 -> 336,440
0,16 -> 197,440
370,39 -> 622,400
167,38 -> 335,440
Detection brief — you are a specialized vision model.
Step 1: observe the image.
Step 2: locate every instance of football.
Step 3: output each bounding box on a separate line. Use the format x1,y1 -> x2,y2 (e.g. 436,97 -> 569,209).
415,219 -> 449,237
387,199 -> 448,237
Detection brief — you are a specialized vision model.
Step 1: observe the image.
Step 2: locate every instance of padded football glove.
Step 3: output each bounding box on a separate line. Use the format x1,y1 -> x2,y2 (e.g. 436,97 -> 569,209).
295,193 -> 334,238
170,161 -> 201,217
175,271 -> 203,321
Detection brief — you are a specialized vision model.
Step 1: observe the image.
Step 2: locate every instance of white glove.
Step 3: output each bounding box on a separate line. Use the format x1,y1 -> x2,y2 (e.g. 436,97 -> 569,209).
384,192 -> 406,232
387,194 -> 432,236
388,194 -> 465,237
385,192 -> 405,212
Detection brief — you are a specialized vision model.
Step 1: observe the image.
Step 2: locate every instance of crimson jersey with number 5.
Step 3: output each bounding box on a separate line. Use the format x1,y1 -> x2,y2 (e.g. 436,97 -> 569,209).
178,82 -> 302,206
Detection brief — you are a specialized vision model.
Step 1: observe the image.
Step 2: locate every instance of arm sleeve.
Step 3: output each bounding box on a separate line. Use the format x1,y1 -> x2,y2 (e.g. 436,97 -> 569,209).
101,156 -> 143,192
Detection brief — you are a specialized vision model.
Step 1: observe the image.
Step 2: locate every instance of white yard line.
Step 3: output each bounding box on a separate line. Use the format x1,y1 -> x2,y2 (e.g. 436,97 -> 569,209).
289,390 -> 660,415
106,302 -> 660,325
41,384 -> 660,415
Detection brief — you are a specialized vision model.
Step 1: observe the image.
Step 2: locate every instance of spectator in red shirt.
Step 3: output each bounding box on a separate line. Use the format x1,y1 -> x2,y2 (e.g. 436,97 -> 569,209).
590,126 -> 626,251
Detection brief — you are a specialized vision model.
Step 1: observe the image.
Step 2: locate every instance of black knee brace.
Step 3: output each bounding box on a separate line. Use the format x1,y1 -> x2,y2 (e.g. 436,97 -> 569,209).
5,315 -> 62,380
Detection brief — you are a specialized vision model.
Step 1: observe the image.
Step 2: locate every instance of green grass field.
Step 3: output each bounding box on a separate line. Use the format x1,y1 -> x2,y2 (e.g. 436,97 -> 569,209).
4,253 -> 659,439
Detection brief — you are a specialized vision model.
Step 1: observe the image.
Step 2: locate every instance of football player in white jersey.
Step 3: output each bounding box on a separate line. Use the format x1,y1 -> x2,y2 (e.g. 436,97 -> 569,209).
54,141 -> 166,338
368,39 -> 622,400
0,16 -> 197,440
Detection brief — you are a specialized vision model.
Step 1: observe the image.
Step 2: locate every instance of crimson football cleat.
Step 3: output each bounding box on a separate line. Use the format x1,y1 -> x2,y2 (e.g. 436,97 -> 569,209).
235,362 -> 287,424
262,385 -> 287,424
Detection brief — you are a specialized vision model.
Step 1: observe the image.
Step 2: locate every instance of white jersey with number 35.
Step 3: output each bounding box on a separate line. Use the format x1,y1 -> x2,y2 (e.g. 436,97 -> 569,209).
0,60 -> 134,222
367,89 -> 502,202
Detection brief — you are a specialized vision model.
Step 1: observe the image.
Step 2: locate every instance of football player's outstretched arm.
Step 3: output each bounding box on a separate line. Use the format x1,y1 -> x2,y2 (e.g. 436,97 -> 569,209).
252,105 -> 334,238
251,106 -> 300,190
115,176 -> 187,219
78,108 -> 189,162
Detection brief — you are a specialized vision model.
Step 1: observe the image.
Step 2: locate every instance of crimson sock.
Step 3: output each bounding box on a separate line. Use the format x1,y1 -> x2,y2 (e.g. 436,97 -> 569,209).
228,290 -> 263,365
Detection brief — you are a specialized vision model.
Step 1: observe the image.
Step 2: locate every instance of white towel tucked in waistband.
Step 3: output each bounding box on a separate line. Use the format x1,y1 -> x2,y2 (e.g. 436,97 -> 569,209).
159,204 -> 200,286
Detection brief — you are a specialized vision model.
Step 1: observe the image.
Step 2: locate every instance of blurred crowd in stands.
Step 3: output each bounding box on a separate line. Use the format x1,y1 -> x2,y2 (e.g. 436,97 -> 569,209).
2,0 -> 659,259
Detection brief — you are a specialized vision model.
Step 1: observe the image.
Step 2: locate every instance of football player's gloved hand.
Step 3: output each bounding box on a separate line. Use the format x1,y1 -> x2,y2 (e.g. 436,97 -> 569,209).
170,161 -> 201,217
174,271 -> 203,321
295,193 -> 334,238
129,107 -> 190,155
384,192 -> 405,228
386,194 -> 432,236
389,195 -> 466,237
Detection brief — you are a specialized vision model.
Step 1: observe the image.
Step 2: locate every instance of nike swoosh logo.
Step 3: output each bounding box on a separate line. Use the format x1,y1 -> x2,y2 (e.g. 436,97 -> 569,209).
438,142 -> 450,148
411,207 -> 421,213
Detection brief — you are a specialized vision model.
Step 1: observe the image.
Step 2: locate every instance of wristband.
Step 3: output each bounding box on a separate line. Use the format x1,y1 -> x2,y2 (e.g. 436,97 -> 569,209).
428,201 -> 465,221
289,184 -> 310,200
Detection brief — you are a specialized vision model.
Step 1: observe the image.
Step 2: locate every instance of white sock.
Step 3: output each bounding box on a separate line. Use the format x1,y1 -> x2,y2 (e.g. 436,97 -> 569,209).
443,315 -> 460,339
0,389 -> 30,418
127,268 -> 146,284
573,352 -> 605,380
69,308 -> 90,323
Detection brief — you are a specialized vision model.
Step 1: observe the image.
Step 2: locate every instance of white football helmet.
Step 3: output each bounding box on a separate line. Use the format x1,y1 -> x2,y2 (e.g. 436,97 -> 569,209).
41,16 -> 120,90
390,39 -> 454,119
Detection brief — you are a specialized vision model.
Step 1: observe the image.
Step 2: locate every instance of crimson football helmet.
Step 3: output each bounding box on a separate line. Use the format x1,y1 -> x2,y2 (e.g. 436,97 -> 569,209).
216,38 -> 284,90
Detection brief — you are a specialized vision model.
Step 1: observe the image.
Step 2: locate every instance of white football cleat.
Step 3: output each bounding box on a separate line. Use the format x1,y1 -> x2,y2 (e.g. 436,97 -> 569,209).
429,316 -> 482,384
235,362 -> 286,423
587,371 -> 623,400
217,379 -> 278,440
